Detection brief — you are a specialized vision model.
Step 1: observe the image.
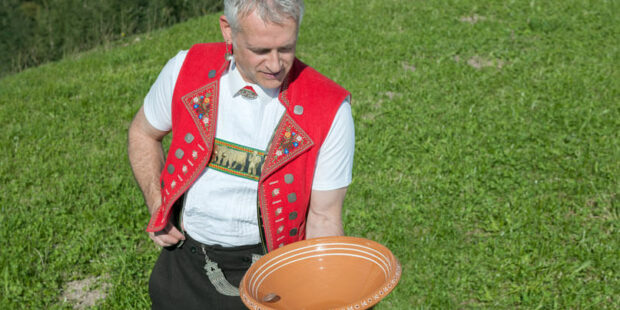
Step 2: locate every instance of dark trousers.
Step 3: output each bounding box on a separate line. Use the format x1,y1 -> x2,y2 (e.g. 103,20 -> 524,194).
149,234 -> 263,310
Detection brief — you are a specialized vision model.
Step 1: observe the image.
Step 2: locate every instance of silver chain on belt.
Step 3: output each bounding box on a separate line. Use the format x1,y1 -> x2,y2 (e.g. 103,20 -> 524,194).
200,245 -> 262,296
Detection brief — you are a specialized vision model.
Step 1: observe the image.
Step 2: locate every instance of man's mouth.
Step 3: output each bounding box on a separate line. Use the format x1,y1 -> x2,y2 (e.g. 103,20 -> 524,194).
262,71 -> 282,80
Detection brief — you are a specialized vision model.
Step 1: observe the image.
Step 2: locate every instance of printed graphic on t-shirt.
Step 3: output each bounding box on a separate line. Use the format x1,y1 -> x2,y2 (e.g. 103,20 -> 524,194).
209,138 -> 266,181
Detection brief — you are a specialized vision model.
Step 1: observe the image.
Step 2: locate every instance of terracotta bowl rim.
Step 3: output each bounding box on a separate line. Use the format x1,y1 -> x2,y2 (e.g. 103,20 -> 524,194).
239,236 -> 402,310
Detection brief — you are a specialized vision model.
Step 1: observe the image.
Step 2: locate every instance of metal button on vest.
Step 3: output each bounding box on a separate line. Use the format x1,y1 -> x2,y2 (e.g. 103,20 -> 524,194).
275,207 -> 283,216
287,193 -> 297,203
272,188 -> 280,197
289,228 -> 298,236
289,212 -> 298,220
293,105 -> 304,115
277,226 -> 284,234
175,148 -> 184,159
185,133 -> 194,143
167,164 -> 175,174
284,174 -> 294,184
208,69 -> 216,78
182,165 -> 188,174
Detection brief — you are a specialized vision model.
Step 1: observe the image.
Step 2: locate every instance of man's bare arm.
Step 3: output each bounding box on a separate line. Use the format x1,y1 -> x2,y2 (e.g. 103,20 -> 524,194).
128,106 -> 184,246
305,187 -> 348,239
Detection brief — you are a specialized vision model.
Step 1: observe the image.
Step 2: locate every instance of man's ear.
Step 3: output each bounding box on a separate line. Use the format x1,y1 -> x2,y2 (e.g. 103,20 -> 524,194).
219,15 -> 233,43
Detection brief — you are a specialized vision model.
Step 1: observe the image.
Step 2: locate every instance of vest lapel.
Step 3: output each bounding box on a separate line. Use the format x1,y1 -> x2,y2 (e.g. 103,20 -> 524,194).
181,80 -> 219,157
260,112 -> 314,180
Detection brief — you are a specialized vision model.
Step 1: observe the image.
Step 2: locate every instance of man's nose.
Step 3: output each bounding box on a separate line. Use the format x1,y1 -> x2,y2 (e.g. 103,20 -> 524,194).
265,50 -> 282,73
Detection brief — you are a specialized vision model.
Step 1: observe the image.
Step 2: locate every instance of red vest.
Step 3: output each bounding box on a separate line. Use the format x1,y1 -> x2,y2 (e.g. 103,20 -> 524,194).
146,43 -> 350,252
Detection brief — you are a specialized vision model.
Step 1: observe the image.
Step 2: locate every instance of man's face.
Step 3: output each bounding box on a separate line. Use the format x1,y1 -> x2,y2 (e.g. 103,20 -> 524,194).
221,11 -> 298,89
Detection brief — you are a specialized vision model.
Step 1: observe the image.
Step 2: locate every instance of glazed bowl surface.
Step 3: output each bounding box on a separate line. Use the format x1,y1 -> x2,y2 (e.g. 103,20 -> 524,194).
239,236 -> 401,310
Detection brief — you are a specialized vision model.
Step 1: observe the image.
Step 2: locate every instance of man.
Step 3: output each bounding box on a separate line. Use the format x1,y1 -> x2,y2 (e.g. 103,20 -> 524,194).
128,0 -> 354,308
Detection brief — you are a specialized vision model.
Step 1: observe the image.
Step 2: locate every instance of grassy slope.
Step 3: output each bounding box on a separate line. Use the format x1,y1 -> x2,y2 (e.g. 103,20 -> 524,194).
0,0 -> 618,308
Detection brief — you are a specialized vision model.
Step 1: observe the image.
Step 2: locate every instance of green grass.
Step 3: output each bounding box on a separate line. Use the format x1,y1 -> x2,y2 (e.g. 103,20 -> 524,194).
0,0 -> 618,308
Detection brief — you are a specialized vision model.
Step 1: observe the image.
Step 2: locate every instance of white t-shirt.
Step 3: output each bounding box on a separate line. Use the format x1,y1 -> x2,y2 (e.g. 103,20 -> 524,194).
144,51 -> 354,246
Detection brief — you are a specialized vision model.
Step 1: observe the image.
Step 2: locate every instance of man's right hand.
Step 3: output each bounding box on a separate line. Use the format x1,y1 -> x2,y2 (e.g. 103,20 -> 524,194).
149,222 -> 186,248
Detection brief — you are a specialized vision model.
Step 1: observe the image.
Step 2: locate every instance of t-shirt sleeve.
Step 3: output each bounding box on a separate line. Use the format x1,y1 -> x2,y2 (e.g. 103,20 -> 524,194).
143,50 -> 188,132
312,96 -> 355,190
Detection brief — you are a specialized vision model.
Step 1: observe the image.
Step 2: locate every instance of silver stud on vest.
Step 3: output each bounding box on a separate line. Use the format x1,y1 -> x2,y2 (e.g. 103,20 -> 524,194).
175,148 -> 184,159
284,174 -> 294,184
185,133 -> 194,143
289,228 -> 298,236
293,105 -> 304,115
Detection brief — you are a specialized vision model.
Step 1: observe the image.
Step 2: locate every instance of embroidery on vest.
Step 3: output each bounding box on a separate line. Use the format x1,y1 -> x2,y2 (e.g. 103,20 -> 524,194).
191,92 -> 213,125
261,114 -> 314,178
276,128 -> 303,157
208,138 -> 266,181
181,81 -> 219,151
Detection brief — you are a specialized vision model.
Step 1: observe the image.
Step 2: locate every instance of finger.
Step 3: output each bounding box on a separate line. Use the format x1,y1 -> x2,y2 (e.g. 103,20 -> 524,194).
156,233 -> 181,247
167,226 -> 186,240
149,232 -> 172,247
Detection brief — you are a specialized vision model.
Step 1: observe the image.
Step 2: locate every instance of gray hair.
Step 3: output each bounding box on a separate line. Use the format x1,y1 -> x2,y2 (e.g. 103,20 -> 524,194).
224,0 -> 305,32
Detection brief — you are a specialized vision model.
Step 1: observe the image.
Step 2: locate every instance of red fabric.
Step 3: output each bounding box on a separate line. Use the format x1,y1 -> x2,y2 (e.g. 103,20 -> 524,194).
147,42 -> 350,252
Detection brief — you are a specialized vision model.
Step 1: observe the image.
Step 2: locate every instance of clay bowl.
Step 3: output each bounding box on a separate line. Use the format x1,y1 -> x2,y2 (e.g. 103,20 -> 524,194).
239,236 -> 401,310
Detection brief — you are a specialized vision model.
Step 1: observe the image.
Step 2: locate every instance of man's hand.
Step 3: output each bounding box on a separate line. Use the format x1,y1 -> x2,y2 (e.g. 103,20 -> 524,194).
149,222 -> 186,248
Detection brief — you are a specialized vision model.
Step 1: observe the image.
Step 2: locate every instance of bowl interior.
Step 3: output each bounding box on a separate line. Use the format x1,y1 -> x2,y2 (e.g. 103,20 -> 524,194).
240,236 -> 401,310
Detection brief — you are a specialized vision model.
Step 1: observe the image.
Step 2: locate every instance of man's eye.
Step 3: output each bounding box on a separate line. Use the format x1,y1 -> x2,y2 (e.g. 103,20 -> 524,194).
252,49 -> 269,55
